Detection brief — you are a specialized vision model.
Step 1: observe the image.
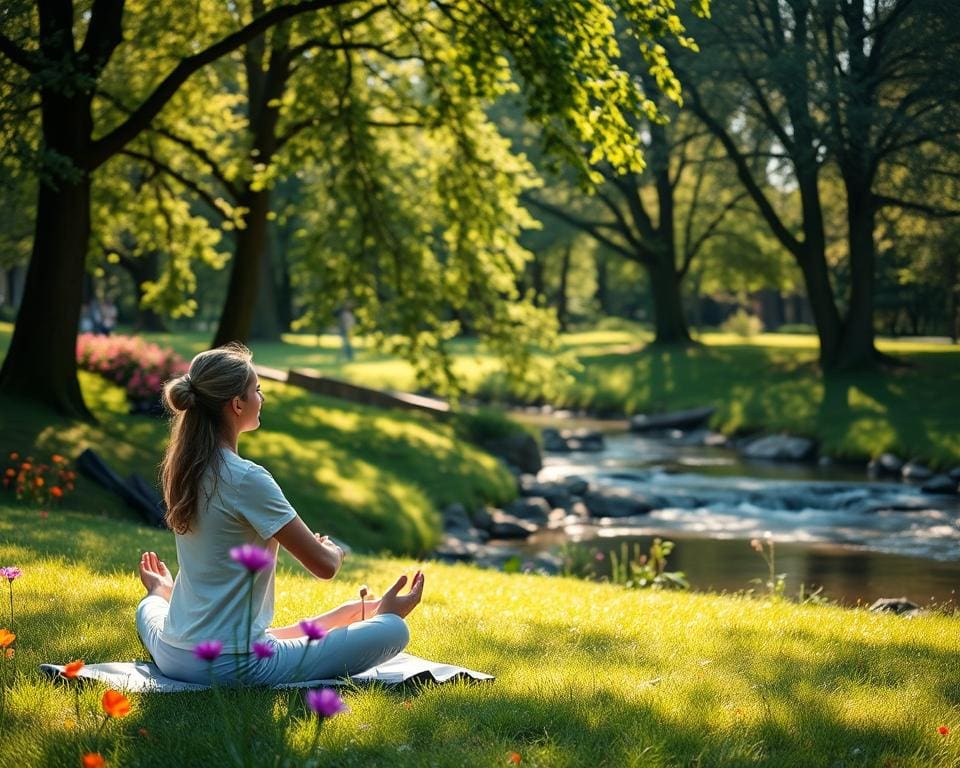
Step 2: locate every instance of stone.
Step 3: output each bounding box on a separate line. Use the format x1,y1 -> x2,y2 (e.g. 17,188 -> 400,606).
517,478 -> 572,508
480,434 -> 543,474
504,497 -> 551,525
583,487 -> 657,518
921,474 -> 957,495
472,507 -> 495,531
542,428 -> 570,452
901,461 -> 934,482
563,476 -> 589,496
487,512 -> 538,539
868,597 -> 923,617
432,535 -> 483,562
867,452 -> 904,478
441,503 -> 472,532
542,428 -> 604,453
629,406 -> 715,433
740,434 -> 816,462
568,500 -> 590,518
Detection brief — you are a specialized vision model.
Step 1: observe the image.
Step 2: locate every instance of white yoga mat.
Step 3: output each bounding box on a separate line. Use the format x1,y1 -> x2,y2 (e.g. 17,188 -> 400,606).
39,652 -> 493,693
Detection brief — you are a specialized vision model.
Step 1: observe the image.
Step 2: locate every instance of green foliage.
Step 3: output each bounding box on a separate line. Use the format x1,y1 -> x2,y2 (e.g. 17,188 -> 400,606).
720,308 -> 764,338
608,538 -> 689,590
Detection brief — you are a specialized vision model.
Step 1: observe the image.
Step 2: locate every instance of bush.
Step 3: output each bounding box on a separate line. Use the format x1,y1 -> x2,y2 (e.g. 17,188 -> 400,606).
774,323 -> 816,335
76,334 -> 187,414
721,309 -> 764,338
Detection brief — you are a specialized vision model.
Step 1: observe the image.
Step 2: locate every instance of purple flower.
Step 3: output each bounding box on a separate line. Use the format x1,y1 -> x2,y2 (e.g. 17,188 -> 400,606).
193,640 -> 223,662
0,567 -> 22,581
251,641 -> 275,660
305,688 -> 347,718
229,545 -> 274,573
299,619 -> 328,641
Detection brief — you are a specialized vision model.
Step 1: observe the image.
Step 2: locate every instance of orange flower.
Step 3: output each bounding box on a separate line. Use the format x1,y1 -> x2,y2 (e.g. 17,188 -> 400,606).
509,753 -> 522,764
20,462 -> 31,471
52,454 -> 65,464
82,753 -> 106,768
9,452 -> 19,461
0,629 -> 15,648
4,648 -> 13,659
51,486 -> 63,498
4,468 -> 14,477
940,726 -> 951,736
101,689 -> 131,718
63,659 -> 85,678
34,476 -> 44,488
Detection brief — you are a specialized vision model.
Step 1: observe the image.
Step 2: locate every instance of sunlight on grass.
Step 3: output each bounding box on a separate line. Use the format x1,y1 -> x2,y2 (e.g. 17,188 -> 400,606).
2,505 -> 957,767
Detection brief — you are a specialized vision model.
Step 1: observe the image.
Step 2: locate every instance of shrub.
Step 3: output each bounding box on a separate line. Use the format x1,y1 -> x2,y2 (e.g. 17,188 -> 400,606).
76,334 -> 187,414
721,308 -> 764,338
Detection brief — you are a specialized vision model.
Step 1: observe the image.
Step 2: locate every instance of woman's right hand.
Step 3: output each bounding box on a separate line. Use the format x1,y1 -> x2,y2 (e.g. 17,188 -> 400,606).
376,571 -> 425,619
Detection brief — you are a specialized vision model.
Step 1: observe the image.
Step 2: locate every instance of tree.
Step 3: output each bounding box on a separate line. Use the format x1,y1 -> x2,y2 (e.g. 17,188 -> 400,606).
0,0 -> 709,416
679,0 -> 960,370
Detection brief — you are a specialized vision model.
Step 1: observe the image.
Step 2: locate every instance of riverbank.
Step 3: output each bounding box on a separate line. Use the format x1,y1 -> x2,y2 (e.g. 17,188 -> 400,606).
0,370 -> 514,554
1,504 -> 958,767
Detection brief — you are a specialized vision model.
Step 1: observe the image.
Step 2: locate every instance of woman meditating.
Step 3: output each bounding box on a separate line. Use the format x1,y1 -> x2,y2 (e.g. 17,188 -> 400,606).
136,343 -> 424,685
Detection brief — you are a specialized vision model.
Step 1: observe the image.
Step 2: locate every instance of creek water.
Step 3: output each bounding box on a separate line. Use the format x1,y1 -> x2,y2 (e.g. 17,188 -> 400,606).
516,422 -> 960,608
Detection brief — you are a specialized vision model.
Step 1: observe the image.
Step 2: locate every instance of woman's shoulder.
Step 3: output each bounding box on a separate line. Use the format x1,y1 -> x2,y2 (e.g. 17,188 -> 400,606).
221,450 -> 276,489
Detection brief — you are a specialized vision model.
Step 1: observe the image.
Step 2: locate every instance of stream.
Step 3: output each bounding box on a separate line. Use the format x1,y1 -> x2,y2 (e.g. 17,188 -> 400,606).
514,421 -> 960,607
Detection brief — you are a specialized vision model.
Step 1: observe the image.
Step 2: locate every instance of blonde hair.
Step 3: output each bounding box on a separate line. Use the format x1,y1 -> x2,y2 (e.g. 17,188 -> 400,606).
160,342 -> 256,534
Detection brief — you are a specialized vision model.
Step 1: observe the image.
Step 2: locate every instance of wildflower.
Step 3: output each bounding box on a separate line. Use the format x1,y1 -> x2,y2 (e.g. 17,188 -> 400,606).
299,619 -> 328,641
39,510 -> 49,519
101,690 -> 131,718
51,486 -> 63,498
509,753 -> 522,764
0,567 -> 21,582
305,688 -> 347,718
52,454 -> 65,463
940,726 -> 951,736
82,752 -> 106,768
4,468 -> 14,477
9,452 -> 18,461
34,476 -> 44,488
229,544 -> 274,572
193,640 -> 223,662
64,718 -> 76,730
63,659 -> 85,678
594,551 -> 605,561
252,641 -> 275,660
750,539 -> 763,552
0,629 -> 14,648
4,648 -> 13,659
20,462 -> 31,471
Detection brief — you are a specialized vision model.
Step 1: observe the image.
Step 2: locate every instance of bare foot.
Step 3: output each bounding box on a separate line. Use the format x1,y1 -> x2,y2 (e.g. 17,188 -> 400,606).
139,551 -> 174,602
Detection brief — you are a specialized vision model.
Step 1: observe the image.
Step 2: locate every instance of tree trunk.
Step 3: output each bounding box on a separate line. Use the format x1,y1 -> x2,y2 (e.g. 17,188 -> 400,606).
647,249 -> 690,344
796,249 -> 843,370
249,229 -> 282,341
117,251 -> 168,332
0,177 -> 93,419
212,186 -> 270,347
835,189 -> 880,369
555,244 -> 572,331
594,250 -> 610,315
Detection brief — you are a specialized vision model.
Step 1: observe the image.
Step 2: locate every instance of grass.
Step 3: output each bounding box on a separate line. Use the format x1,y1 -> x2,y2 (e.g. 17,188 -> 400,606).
1,504 -> 958,767
118,323 -> 960,468
0,366 -> 515,556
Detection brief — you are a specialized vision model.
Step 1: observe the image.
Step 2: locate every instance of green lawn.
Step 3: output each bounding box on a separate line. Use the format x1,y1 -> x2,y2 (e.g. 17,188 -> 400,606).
0,505 -> 957,767
3,321 -> 960,466
0,365 -> 514,556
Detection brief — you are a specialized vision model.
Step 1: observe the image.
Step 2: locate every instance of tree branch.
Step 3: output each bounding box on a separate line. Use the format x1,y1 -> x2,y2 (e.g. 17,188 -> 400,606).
874,195 -> 960,218
0,31 -> 36,71
88,0 -> 356,169
523,194 -> 641,262
120,149 -> 229,221
78,0 -> 124,77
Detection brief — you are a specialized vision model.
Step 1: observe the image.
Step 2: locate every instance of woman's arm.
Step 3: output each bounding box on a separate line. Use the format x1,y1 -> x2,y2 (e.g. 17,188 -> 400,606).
273,516 -> 344,579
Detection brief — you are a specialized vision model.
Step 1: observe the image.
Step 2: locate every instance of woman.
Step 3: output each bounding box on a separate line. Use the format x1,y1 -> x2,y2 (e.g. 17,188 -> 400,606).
136,343 -> 424,685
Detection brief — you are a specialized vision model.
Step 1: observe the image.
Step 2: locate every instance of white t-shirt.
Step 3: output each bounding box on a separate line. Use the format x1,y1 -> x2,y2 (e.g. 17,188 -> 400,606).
162,449 -> 298,653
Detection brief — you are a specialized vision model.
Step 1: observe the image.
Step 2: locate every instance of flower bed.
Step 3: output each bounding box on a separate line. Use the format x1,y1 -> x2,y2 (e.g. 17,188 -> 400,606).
76,334 -> 187,415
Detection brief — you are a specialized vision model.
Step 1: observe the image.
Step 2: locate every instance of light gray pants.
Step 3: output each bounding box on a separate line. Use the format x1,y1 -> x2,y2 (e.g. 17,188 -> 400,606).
136,595 -> 409,686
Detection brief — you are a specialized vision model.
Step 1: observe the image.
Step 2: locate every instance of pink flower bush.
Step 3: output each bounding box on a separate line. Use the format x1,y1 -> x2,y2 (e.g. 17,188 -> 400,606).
76,334 -> 187,413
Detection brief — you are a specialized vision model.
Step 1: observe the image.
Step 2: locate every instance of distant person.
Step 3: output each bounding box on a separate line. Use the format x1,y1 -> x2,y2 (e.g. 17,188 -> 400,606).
136,343 -> 423,685
79,303 -> 94,334
337,302 -> 355,361
100,298 -> 117,335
